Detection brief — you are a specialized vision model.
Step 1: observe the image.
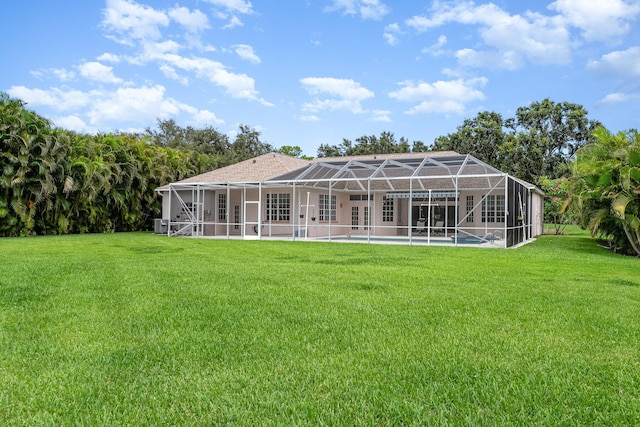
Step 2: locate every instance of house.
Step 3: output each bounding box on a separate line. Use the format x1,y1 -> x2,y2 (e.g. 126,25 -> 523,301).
155,151 -> 544,248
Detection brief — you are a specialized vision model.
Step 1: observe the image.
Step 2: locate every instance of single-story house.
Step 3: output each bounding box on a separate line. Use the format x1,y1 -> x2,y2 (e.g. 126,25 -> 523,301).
155,151 -> 544,248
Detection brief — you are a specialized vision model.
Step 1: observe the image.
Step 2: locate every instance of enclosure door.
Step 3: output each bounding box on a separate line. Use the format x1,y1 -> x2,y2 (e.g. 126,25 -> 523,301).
243,200 -> 260,239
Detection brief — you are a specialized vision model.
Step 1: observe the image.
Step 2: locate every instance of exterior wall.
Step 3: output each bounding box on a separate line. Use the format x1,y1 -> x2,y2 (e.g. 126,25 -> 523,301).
531,191 -> 544,237
161,192 -> 170,220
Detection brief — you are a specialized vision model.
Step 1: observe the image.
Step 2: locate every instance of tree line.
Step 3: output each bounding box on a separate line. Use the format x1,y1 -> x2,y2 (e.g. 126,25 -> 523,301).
0,94 -> 269,236
319,99 -> 602,184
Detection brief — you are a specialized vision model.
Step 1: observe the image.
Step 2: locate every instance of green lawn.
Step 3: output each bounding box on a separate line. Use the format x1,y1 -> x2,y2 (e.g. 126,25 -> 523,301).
1,229 -> 639,425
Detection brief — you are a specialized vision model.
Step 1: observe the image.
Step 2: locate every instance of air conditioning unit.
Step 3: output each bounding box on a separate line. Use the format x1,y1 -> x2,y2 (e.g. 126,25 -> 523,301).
154,218 -> 168,234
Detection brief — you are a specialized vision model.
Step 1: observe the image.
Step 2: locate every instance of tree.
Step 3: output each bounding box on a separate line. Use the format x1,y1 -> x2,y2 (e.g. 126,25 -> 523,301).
0,93 -> 220,236
277,145 -> 313,160
537,176 -> 570,235
411,140 -> 428,153
510,99 -> 602,179
433,111 -> 509,171
432,100 -> 602,183
0,93 -> 69,236
145,119 -> 230,167
145,118 -> 185,148
316,131 -> 416,157
229,124 -> 273,162
567,127 -> 640,256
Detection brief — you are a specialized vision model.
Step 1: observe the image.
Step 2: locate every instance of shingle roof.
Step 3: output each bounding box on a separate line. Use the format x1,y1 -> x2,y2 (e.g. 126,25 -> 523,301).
156,152 -> 311,190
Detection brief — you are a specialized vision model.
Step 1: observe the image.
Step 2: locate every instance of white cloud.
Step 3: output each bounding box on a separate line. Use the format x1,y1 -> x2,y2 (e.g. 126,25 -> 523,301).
233,44 -> 261,64
52,68 -> 76,81
168,6 -> 210,32
370,110 -> 391,122
102,0 -> 169,42
384,23 -> 401,46
300,77 -> 374,114
422,35 -> 447,56
301,77 -> 374,100
6,86 -> 93,111
325,0 -> 390,20
204,0 -> 253,15
30,68 -> 76,82
549,0 -> 640,42
406,2 -> 571,69
137,39 -> 182,62
588,46 -> 640,84
597,92 -> 639,105
388,77 -> 487,115
456,48 -> 524,71
78,62 -> 123,84
204,0 -> 253,28
53,115 -> 95,133
159,65 -> 189,85
298,115 -> 320,122
152,54 -> 271,105
192,109 -> 225,125
97,53 -> 121,63
8,84 -> 224,133
98,0 -> 269,105
221,15 -> 243,29
302,98 -> 366,113
86,85 -> 185,126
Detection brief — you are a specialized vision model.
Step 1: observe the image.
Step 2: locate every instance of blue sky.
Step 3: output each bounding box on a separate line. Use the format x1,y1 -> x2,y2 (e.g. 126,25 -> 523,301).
3,0 -> 640,157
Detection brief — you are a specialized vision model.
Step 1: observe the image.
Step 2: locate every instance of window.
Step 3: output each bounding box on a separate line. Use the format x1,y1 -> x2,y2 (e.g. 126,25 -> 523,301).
352,206 -> 359,230
319,194 -> 337,221
496,194 -> 505,222
266,193 -> 291,221
466,195 -> 474,223
349,194 -> 373,201
382,196 -> 394,222
482,194 -> 505,223
234,205 -> 240,229
364,206 -> 369,230
218,193 -> 226,220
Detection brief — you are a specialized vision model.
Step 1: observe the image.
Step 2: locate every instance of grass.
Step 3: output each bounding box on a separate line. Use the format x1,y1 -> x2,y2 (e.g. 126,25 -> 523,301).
0,228 -> 639,425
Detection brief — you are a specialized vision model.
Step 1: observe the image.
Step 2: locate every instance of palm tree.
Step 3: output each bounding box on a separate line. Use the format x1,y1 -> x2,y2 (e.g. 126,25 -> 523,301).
568,127 -> 640,255
0,94 -> 67,236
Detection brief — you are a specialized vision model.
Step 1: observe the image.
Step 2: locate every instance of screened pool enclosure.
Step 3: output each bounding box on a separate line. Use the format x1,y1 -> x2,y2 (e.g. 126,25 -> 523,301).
158,153 -> 544,248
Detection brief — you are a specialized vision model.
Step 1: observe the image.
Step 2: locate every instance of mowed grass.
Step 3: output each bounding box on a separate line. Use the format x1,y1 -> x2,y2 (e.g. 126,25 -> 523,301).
0,229 -> 639,425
